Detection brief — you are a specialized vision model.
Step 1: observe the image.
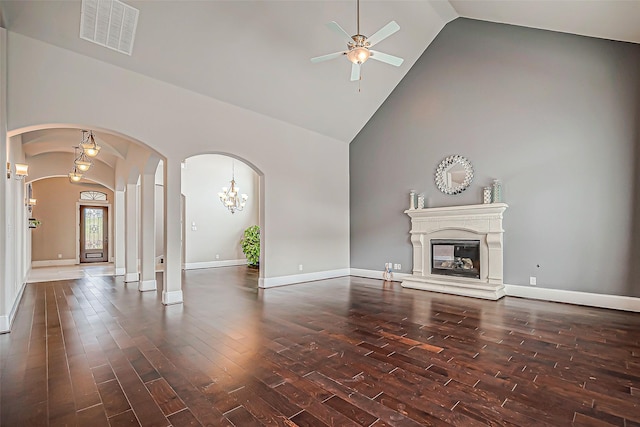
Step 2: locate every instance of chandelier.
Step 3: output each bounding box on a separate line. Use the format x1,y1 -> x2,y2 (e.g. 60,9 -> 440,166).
218,162 -> 248,214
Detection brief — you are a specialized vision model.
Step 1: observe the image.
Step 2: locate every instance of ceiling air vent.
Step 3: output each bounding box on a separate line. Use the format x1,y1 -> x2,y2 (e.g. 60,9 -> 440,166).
80,0 -> 139,56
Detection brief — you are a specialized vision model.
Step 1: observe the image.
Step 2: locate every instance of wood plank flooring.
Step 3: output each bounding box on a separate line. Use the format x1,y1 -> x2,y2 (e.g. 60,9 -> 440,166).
1,266 -> 639,426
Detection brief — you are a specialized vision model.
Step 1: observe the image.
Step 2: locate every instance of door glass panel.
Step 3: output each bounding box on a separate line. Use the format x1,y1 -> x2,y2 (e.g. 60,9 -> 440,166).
84,208 -> 104,250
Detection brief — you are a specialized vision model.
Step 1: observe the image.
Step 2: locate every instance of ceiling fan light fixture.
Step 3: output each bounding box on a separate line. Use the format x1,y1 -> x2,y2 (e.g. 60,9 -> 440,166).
311,0 -> 403,82
347,47 -> 370,64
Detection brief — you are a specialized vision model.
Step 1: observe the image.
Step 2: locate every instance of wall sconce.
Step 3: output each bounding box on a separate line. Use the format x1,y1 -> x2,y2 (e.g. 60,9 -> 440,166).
6,162 -> 10,179
14,163 -> 29,180
27,198 -> 36,213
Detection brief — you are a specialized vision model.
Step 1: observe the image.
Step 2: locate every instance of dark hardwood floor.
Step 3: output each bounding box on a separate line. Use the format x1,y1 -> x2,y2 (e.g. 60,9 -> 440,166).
1,266 -> 639,426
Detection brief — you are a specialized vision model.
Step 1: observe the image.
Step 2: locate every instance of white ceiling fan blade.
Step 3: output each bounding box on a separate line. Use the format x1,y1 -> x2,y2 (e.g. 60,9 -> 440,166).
350,62 -> 361,81
326,21 -> 354,44
311,51 -> 346,63
370,50 -> 404,67
367,21 -> 400,47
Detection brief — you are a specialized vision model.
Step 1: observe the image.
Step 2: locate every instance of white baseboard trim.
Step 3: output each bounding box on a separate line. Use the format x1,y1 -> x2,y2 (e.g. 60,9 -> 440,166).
139,279 -> 157,292
259,268 -> 350,288
115,267 -> 126,276
162,290 -> 183,305
183,259 -> 248,270
0,281 -> 27,334
505,284 -> 640,313
348,270 -> 640,312
349,268 -> 410,282
124,272 -> 139,283
32,259 -> 76,267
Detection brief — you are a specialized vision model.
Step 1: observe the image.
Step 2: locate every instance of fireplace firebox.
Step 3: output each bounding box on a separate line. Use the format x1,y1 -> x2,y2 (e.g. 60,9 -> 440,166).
431,239 -> 480,279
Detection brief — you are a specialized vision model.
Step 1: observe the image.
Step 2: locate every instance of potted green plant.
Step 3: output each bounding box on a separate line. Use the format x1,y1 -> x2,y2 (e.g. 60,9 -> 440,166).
241,225 -> 260,268
28,218 -> 42,229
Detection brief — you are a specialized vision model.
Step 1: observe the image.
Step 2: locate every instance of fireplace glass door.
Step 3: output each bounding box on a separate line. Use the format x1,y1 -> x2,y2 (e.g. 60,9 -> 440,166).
431,239 -> 480,279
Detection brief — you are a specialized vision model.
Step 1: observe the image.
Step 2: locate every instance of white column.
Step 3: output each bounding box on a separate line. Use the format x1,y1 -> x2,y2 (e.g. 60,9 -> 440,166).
139,173 -> 156,291
162,159 -> 183,305
114,190 -> 126,276
124,183 -> 139,282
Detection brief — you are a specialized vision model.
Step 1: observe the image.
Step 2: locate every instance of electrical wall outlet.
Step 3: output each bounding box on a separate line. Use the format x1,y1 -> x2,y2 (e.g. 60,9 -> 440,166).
397,264 -> 402,270
215,254 -> 220,260
529,276 -> 537,286
58,253 -> 62,259
299,264 -> 303,271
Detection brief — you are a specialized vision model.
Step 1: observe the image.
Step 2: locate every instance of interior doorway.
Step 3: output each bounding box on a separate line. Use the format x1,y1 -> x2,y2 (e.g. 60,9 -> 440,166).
79,205 -> 109,263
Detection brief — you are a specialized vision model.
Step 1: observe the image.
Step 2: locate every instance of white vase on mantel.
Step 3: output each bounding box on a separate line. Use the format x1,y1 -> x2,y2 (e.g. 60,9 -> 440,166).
417,194 -> 425,209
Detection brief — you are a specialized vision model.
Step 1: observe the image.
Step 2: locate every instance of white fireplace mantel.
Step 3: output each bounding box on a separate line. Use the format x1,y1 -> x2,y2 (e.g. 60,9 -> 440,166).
401,203 -> 508,300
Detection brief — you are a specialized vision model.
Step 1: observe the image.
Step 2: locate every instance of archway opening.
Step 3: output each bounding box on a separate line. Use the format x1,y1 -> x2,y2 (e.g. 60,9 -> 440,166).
30,177 -> 114,266
181,154 -> 262,287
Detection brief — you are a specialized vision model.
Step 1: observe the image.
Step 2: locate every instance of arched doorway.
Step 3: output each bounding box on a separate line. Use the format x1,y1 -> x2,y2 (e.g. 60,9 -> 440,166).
181,153 -> 263,285
29,177 -> 114,267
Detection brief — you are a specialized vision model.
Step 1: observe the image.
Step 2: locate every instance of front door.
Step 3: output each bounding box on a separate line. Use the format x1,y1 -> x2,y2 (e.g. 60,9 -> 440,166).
80,206 -> 108,263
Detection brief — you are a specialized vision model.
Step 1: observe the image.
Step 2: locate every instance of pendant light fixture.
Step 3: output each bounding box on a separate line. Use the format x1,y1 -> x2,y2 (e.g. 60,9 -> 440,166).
69,166 -> 83,183
218,161 -> 248,214
74,149 -> 93,172
68,147 -> 85,183
80,130 -> 101,157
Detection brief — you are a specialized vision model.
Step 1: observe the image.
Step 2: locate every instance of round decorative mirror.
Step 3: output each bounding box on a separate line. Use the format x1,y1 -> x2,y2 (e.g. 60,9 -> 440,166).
435,155 -> 474,195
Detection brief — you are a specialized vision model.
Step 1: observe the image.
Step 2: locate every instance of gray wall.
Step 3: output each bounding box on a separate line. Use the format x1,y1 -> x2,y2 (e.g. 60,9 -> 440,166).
350,18 -> 640,297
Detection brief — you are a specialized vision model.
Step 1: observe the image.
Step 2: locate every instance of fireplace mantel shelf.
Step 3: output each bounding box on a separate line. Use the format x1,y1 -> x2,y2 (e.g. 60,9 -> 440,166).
402,203 -> 508,300
405,203 -> 508,217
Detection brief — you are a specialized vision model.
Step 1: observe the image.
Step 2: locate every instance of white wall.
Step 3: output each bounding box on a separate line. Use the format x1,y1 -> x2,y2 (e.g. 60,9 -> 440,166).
1,25 -> 31,331
182,154 -> 258,267
6,33 -> 350,283
1,135 -> 30,332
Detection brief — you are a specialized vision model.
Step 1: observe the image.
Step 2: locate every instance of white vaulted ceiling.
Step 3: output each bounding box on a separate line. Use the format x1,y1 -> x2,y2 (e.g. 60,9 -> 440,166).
2,0 -> 639,144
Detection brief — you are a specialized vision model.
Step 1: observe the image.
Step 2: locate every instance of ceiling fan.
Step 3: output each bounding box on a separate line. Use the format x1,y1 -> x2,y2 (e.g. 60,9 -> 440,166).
311,0 -> 404,82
